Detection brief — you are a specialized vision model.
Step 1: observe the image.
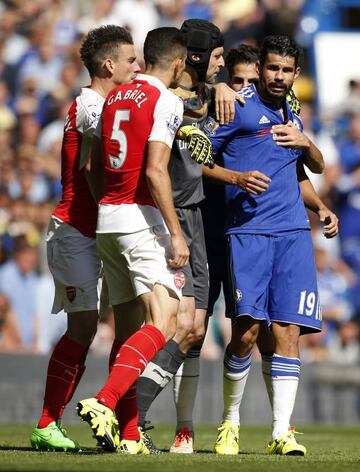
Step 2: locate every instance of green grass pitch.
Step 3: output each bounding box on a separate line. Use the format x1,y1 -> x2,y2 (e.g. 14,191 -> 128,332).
0,423 -> 359,472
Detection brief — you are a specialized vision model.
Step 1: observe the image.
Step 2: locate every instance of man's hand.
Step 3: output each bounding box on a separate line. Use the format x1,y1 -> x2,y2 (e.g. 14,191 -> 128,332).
318,207 -> 339,238
271,121 -> 310,149
233,170 -> 271,195
178,125 -> 214,168
213,82 -> 245,125
168,233 -> 189,269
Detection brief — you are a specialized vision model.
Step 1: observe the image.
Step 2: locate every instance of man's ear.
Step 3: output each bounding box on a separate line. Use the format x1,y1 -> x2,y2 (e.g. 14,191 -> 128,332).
191,54 -> 201,63
173,56 -> 183,75
103,58 -> 114,77
294,66 -> 301,81
255,60 -> 260,76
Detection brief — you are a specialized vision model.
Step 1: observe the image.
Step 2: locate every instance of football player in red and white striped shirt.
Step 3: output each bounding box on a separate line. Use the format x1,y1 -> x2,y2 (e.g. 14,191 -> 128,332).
30,25 -> 140,453
76,27 -> 191,455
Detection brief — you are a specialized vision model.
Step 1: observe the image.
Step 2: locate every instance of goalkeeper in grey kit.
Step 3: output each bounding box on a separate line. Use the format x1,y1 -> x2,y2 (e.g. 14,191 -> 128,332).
136,19 -> 223,453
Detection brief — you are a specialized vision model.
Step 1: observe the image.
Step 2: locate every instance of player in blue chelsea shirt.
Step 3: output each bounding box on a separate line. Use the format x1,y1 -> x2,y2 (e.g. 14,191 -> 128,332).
209,36 -> 326,456
204,44 -> 337,456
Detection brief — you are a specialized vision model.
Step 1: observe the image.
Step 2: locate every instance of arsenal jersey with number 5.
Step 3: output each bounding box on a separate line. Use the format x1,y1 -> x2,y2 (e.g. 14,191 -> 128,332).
96,74 -> 183,233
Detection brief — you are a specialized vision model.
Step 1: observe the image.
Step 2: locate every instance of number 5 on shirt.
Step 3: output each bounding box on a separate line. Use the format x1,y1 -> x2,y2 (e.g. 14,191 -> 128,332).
109,109 -> 130,170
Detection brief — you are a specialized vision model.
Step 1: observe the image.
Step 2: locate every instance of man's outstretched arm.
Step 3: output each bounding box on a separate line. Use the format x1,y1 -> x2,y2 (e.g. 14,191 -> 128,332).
297,162 -> 338,238
203,164 -> 270,195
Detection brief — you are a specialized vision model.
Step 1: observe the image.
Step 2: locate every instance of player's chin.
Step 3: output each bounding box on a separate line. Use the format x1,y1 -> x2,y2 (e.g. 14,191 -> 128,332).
206,74 -> 217,85
268,89 -> 287,98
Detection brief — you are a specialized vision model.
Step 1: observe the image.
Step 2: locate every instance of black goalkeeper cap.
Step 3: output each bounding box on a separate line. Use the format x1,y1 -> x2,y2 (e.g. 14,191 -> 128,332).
181,19 -> 224,82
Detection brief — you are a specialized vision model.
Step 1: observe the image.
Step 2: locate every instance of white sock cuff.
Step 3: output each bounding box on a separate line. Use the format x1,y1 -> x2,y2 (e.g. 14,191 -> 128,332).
224,364 -> 250,381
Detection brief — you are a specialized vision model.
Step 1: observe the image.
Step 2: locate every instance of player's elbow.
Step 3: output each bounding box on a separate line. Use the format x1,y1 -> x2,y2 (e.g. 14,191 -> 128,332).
310,160 -> 325,174
145,164 -> 165,190
303,155 -> 324,174
305,147 -> 325,174
145,165 -> 158,183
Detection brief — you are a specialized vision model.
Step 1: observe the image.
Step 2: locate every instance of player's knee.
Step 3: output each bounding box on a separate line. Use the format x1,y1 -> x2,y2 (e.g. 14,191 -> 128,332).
67,309 -> 98,345
241,329 -> 258,347
176,316 -> 194,340
185,324 -> 206,347
286,323 -> 300,339
232,319 -> 259,346
274,323 -> 300,355
229,326 -> 258,354
192,324 -> 206,343
151,317 -> 176,341
66,324 -> 97,347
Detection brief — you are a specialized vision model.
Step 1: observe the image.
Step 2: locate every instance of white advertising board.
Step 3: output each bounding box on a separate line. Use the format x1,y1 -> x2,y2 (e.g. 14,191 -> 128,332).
314,32 -> 360,109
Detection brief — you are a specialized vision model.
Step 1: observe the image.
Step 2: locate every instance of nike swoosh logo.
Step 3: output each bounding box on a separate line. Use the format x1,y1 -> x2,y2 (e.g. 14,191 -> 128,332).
37,432 -> 53,440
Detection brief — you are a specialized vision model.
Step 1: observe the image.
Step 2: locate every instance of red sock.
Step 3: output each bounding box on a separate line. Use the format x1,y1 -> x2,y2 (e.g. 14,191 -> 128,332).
96,325 -> 165,411
109,340 -> 140,440
117,384 -> 140,440
58,364 -> 86,418
37,335 -> 88,428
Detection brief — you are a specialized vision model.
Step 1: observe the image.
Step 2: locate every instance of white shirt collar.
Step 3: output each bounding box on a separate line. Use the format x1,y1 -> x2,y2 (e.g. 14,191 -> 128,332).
135,73 -> 167,91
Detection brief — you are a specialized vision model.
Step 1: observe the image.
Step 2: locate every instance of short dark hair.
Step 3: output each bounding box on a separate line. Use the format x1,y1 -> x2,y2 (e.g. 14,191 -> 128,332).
143,27 -> 187,68
225,44 -> 259,77
13,235 -> 36,255
260,35 -> 302,68
80,25 -> 133,78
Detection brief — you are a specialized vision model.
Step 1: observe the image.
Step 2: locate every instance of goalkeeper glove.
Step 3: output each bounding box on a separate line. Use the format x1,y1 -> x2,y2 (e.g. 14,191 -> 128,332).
286,89 -> 301,115
178,125 -> 215,168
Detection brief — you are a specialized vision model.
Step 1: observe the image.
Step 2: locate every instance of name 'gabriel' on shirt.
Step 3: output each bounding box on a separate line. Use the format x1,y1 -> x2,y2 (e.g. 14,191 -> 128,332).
107,85 -> 148,108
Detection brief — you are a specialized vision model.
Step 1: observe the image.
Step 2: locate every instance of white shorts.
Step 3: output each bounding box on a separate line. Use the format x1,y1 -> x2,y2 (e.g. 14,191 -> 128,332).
47,217 -> 102,314
96,224 -> 183,305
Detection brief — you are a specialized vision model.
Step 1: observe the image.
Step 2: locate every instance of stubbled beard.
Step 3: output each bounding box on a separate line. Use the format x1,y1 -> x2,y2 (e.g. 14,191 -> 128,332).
266,82 -> 289,98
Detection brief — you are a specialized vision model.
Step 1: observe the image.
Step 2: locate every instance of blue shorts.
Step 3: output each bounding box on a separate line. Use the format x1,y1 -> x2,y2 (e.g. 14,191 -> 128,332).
227,231 -> 322,334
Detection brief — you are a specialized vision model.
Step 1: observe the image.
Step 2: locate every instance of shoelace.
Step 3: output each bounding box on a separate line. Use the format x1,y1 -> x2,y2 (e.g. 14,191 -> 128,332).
142,432 -> 161,453
217,425 -> 237,443
141,421 -> 155,433
111,417 -> 120,434
56,421 -> 68,437
275,427 -> 303,447
139,422 -> 161,454
286,426 -> 304,439
174,428 -> 192,446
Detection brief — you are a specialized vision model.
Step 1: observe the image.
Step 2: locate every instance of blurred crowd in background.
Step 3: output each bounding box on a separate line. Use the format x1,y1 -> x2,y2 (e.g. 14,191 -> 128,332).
0,0 -> 360,367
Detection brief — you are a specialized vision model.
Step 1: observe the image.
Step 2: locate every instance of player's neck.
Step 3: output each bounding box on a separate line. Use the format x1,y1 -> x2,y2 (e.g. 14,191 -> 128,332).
90,77 -> 117,99
178,67 -> 199,90
144,67 -> 173,88
257,84 -> 284,109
